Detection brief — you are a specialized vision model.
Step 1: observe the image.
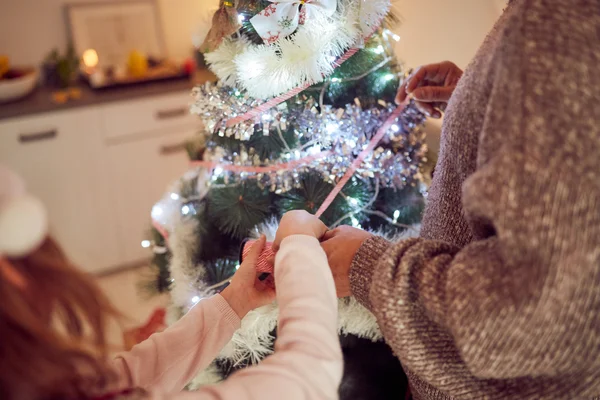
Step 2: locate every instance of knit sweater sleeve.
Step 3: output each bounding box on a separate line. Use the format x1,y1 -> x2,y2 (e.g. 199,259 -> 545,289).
350,0 -> 600,382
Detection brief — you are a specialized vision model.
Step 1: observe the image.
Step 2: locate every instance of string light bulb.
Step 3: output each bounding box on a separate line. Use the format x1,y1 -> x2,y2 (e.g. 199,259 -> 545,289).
384,73 -> 395,81
141,240 -> 151,248
191,296 -> 200,304
308,145 -> 322,155
383,29 -> 401,42
374,45 -> 385,54
213,167 -> 224,178
348,197 -> 359,206
181,205 -> 190,215
151,205 -> 163,218
238,14 -> 246,23
170,193 -> 179,200
393,210 -> 400,223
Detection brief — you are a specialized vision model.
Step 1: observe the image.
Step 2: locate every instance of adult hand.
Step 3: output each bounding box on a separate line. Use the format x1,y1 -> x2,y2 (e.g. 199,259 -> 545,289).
221,235 -> 276,318
272,210 -> 328,251
396,61 -> 463,119
321,226 -> 374,298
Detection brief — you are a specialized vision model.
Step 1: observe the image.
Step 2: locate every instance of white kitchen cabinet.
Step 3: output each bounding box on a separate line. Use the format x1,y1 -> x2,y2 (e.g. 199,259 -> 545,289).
0,108 -> 121,272
0,88 -> 203,273
106,128 -> 194,265
101,91 -> 197,141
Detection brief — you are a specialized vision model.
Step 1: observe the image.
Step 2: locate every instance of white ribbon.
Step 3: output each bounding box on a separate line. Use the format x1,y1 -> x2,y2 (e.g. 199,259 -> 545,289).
250,0 -> 337,44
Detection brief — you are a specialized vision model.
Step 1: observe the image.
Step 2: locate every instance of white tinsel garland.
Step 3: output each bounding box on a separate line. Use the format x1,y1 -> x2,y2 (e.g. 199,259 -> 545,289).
204,0 -> 391,99
168,218 -> 205,308
204,36 -> 251,87
154,169 -> 212,308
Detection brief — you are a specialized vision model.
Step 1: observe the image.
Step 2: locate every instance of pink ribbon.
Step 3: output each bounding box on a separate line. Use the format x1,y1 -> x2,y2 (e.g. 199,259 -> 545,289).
315,99 -> 410,218
152,218 -> 171,242
242,241 -> 276,275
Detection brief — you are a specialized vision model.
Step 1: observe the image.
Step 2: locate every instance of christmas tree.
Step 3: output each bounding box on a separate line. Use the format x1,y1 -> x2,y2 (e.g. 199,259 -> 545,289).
144,0 -> 429,397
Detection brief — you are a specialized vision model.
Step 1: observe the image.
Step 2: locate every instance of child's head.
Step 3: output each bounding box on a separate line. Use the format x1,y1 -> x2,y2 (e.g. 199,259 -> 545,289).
0,166 -> 120,400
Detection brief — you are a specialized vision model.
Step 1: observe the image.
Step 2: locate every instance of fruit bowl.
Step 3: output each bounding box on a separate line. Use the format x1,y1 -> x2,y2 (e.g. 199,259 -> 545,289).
0,68 -> 38,103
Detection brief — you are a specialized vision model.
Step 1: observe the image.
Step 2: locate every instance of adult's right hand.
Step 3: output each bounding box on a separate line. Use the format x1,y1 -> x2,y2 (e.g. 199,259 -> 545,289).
397,61 -> 463,119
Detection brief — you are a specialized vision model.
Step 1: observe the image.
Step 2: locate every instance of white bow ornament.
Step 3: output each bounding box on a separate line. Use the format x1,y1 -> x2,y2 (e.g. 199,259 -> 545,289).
250,0 -> 337,44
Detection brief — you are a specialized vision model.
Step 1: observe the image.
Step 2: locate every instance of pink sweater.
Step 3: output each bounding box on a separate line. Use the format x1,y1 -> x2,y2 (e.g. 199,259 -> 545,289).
114,235 -> 343,399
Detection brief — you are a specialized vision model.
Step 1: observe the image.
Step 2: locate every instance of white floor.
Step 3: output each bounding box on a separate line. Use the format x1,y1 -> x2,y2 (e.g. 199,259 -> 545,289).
96,265 -> 170,349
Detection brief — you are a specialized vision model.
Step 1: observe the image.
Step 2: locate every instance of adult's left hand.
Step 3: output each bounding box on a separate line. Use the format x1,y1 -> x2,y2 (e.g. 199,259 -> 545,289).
321,226 -> 373,298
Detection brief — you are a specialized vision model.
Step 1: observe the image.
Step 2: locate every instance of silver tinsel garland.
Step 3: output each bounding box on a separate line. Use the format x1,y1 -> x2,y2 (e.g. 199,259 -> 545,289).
190,82 -> 428,194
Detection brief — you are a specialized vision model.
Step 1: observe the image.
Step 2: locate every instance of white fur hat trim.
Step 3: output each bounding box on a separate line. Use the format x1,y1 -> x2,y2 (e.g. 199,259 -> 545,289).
0,195 -> 48,258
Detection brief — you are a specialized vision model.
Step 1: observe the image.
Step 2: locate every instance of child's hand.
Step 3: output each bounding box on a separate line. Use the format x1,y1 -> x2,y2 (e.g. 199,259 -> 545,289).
273,210 -> 328,251
221,235 -> 275,318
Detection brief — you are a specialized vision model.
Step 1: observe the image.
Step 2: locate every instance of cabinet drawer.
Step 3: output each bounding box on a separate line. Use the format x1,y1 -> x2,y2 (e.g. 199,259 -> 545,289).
101,91 -> 198,140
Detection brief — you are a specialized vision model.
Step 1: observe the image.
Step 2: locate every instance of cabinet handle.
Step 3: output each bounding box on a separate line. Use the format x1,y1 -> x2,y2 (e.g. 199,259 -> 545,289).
19,129 -> 57,144
155,107 -> 187,120
160,142 -> 187,156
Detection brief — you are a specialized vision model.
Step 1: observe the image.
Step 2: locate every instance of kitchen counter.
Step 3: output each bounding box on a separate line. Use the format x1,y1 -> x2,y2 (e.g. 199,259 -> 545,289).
0,69 -> 216,121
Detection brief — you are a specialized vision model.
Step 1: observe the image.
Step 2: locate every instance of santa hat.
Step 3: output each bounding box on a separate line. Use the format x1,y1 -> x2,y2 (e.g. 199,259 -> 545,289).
0,165 -> 48,259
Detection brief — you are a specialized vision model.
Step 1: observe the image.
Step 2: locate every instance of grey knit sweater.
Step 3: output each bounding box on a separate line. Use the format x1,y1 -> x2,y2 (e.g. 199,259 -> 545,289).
349,0 -> 600,399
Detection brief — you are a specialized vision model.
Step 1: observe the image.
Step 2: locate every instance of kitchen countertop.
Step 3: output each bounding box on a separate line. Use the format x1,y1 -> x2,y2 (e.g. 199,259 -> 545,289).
0,69 -> 216,121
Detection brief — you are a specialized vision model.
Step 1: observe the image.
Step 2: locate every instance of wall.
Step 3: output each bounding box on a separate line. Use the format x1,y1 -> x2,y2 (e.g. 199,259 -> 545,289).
391,0 -> 507,149
394,0 -> 507,69
0,0 -> 219,66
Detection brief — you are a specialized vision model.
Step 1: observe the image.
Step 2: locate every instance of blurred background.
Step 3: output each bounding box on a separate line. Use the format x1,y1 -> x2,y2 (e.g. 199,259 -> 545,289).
0,0 -> 507,346
1,0 -> 507,70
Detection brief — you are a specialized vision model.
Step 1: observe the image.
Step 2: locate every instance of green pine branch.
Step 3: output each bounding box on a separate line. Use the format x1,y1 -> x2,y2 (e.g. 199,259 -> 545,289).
363,185 -> 425,234
202,258 -> 238,289
277,170 -> 372,227
207,180 -> 273,238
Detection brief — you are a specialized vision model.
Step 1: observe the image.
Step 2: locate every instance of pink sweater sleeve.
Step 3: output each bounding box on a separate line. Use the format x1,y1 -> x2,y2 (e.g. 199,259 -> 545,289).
144,234 -> 343,400
114,294 -> 240,394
